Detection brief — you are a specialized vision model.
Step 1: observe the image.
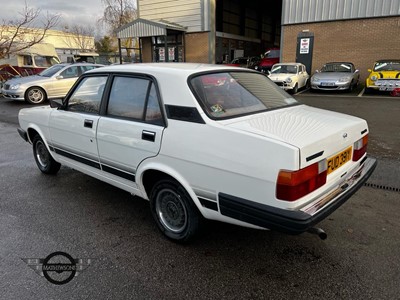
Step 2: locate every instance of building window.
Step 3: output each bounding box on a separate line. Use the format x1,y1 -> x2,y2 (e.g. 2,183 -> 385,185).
151,31 -> 184,62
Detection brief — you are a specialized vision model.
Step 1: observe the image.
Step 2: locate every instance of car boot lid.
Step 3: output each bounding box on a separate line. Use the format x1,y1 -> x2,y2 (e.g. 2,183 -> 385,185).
222,104 -> 368,168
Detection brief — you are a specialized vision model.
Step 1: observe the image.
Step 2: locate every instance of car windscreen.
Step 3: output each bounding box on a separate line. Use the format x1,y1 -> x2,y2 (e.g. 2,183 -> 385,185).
190,71 -> 297,119
39,64 -> 65,77
373,61 -> 400,71
321,63 -> 352,72
271,65 -> 297,74
264,50 -> 280,58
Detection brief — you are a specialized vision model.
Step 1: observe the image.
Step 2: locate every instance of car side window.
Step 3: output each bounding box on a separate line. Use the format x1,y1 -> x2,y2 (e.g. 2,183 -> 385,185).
145,83 -> 163,125
67,76 -> 107,114
81,65 -> 96,72
107,76 -> 164,125
60,66 -> 80,79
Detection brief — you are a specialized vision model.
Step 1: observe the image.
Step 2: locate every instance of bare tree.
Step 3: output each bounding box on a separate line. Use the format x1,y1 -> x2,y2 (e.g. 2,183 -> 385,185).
62,24 -> 96,51
99,0 -> 137,35
0,3 -> 59,59
99,0 -> 137,60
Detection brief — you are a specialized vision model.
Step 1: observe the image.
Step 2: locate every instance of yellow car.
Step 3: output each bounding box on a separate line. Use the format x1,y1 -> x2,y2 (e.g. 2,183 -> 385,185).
365,59 -> 400,93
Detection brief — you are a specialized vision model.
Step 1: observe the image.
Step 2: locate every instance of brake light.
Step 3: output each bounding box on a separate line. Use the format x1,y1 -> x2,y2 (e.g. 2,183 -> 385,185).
276,160 -> 327,201
353,135 -> 368,161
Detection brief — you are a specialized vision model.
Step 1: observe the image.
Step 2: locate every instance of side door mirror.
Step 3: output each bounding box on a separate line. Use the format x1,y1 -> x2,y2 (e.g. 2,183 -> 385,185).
49,98 -> 65,109
56,75 -> 64,80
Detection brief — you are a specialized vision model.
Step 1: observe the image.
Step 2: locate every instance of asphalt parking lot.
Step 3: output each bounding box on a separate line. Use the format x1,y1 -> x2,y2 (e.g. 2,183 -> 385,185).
0,92 -> 399,299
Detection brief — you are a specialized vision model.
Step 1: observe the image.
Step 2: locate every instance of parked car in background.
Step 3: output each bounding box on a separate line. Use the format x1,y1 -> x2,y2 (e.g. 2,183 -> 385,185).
311,62 -> 360,92
17,63 -> 376,242
255,48 -> 280,73
365,59 -> 400,93
0,43 -> 60,78
1,63 -> 104,104
268,63 -> 309,94
247,56 -> 261,69
225,57 -> 250,68
225,56 -> 260,69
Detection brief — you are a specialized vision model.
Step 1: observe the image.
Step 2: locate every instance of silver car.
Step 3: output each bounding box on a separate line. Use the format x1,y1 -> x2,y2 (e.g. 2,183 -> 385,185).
311,62 -> 360,92
1,63 -> 103,104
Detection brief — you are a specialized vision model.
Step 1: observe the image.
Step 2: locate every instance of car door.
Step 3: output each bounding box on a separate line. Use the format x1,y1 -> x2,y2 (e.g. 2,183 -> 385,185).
299,65 -> 308,88
48,75 -> 108,170
96,75 -> 165,189
51,65 -> 81,97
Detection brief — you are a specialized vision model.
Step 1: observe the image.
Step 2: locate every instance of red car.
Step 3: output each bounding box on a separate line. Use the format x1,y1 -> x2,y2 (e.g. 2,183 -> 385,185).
255,48 -> 280,73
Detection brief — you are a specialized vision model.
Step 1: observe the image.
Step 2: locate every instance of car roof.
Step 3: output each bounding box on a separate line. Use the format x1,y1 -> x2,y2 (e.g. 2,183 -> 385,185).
56,62 -> 103,67
85,63 -> 258,107
273,62 -> 303,66
86,63 -> 253,77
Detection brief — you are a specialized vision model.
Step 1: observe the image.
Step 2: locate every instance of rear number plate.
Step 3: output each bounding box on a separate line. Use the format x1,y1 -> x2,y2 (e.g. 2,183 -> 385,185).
327,147 -> 352,175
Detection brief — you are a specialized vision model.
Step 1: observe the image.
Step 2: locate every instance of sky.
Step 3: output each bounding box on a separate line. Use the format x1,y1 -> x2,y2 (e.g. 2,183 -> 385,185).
0,0 -> 112,37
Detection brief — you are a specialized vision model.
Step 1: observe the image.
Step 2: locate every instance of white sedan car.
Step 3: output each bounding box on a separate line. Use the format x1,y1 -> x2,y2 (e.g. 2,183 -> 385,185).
268,63 -> 309,93
18,63 -> 376,242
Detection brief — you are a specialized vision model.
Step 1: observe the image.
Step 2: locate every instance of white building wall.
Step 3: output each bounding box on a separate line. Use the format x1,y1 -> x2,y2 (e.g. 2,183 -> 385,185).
138,0 -> 209,32
283,0 -> 400,24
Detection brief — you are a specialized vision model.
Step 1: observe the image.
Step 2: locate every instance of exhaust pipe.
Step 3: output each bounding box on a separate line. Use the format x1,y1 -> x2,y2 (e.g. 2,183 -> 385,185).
307,227 -> 327,240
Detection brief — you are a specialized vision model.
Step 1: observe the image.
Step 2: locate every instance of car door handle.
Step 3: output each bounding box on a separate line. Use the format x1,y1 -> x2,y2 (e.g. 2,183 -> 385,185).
84,119 -> 93,128
142,130 -> 156,142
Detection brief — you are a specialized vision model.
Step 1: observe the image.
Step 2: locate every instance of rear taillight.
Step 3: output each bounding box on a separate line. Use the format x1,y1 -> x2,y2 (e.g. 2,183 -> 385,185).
276,160 -> 327,201
353,134 -> 368,161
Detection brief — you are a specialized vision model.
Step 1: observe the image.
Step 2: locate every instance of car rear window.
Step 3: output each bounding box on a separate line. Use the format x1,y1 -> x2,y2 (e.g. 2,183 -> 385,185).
190,71 -> 297,119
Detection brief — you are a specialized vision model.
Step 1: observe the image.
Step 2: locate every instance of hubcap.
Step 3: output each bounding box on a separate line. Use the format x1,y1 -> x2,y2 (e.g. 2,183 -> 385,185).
35,140 -> 49,168
28,89 -> 44,103
156,188 -> 187,233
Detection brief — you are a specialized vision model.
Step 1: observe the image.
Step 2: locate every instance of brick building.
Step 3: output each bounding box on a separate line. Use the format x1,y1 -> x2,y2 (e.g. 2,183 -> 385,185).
116,0 -> 400,81
282,0 -> 400,81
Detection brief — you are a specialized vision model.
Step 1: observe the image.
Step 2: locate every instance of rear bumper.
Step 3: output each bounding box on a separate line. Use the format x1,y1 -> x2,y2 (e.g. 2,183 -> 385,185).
219,156 -> 377,235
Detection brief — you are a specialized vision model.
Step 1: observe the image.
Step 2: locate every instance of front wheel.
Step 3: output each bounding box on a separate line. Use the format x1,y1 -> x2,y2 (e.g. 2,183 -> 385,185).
150,179 -> 201,242
32,135 -> 61,174
25,87 -> 47,104
347,81 -> 354,93
364,87 -> 374,94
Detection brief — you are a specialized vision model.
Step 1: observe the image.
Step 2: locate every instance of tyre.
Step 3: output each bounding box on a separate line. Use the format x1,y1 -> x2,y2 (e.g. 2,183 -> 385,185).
32,135 -> 61,174
364,87 -> 374,95
25,87 -> 47,104
150,179 -> 201,242
347,81 -> 354,93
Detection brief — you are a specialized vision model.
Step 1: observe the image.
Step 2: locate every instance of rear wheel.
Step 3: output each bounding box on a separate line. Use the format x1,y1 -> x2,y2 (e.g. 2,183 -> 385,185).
150,179 -> 200,243
25,87 -> 47,104
32,135 -> 61,174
